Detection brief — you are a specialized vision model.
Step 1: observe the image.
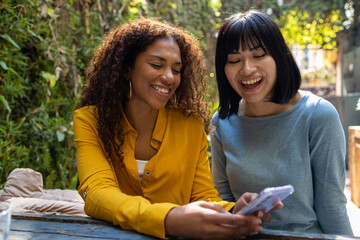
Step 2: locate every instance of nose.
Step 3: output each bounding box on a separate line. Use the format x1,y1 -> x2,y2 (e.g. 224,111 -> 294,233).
240,59 -> 256,75
160,68 -> 175,85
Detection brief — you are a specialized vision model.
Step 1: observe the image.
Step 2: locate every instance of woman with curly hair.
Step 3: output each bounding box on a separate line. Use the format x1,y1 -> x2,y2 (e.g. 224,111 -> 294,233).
73,17 -> 278,239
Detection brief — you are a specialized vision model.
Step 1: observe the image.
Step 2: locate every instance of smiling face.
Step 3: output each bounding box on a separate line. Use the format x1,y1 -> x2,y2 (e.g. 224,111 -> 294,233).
224,44 -> 277,105
128,38 -> 182,111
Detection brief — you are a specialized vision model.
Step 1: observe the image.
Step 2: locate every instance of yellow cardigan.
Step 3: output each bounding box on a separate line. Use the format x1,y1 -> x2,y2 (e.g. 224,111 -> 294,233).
74,106 -> 234,239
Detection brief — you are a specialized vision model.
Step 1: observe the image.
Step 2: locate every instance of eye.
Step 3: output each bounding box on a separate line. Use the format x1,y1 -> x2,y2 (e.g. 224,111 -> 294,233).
227,54 -> 241,64
253,48 -> 267,58
150,63 -> 162,69
254,53 -> 266,59
172,69 -> 181,75
227,59 -> 240,64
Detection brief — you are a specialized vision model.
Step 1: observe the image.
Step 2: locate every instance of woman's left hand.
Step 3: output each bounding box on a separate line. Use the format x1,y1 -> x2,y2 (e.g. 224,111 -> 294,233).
232,192 -> 283,222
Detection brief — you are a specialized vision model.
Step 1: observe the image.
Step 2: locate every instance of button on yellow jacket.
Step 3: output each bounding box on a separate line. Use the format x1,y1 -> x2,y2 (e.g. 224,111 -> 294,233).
74,106 -> 234,239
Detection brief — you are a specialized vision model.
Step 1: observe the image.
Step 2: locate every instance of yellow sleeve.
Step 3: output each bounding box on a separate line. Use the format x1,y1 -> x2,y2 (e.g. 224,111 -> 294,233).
74,108 -> 178,239
190,129 -> 235,211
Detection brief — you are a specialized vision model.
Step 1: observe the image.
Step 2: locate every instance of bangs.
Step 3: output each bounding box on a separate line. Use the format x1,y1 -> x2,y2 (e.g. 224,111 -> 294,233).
224,19 -> 267,54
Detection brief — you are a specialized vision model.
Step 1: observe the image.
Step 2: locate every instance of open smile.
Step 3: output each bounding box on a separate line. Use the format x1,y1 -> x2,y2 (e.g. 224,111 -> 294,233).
152,85 -> 171,95
241,77 -> 262,90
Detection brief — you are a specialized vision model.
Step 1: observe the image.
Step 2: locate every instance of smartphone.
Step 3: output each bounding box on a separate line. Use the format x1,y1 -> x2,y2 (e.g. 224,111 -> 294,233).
238,184 -> 294,216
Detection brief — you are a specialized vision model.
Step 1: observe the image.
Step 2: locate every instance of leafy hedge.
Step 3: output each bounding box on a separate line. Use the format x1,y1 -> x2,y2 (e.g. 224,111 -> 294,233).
1,1 -> 84,188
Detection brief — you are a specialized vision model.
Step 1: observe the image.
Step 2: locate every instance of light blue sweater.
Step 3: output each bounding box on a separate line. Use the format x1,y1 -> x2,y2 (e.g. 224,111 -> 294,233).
211,91 -> 353,235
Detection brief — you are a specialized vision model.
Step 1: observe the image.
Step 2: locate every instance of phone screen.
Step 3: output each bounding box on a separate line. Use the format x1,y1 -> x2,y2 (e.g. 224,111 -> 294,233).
238,185 -> 294,216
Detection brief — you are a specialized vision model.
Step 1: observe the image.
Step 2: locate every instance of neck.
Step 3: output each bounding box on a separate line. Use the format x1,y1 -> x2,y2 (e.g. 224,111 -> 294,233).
240,91 -> 302,117
124,101 -> 158,134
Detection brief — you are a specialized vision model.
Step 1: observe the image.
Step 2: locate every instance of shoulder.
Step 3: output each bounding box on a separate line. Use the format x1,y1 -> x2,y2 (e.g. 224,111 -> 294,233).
210,111 -> 222,131
300,93 -> 342,134
304,92 -> 339,119
211,111 -> 220,124
73,106 -> 98,125
210,110 -> 237,137
74,105 -> 97,115
210,110 -> 236,128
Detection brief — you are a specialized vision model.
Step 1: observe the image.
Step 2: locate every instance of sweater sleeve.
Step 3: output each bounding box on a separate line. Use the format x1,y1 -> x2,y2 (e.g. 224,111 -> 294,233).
74,109 -> 178,239
309,100 -> 353,235
210,113 -> 236,202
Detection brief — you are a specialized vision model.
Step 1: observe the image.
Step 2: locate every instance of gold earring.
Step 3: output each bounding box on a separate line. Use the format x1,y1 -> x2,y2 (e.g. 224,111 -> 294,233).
129,81 -> 132,100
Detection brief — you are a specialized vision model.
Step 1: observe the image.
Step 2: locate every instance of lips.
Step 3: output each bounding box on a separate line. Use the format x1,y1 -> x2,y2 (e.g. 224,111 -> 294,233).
152,85 -> 171,94
241,77 -> 262,90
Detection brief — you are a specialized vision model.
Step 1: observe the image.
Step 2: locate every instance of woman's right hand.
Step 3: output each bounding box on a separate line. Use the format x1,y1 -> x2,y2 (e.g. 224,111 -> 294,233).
164,201 -> 262,239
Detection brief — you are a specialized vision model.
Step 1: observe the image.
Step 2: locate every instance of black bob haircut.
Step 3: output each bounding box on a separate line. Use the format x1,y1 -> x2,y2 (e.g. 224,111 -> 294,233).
215,10 -> 301,119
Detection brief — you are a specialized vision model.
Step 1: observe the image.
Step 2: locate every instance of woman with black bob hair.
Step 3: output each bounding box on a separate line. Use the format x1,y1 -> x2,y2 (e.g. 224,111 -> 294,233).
215,10 -> 301,118
74,17 -> 278,240
211,10 -> 353,235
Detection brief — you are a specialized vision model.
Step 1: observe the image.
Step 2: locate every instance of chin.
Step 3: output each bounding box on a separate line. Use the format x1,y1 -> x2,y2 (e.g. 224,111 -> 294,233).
150,102 -> 168,111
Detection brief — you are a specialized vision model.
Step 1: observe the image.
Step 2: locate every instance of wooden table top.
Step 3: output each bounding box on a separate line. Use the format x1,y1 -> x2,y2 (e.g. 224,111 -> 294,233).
8,213 -> 359,240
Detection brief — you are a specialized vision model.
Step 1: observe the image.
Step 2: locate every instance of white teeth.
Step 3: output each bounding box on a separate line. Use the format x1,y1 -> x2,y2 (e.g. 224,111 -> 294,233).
242,77 -> 262,85
153,85 -> 170,94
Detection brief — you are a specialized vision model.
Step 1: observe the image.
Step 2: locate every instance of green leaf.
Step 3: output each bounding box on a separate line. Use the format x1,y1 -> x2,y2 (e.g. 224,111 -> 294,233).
129,7 -> 138,14
0,95 -> 11,112
48,8 -> 54,15
27,29 -> 43,41
56,130 -> 65,142
0,34 -> 20,49
0,61 -> 8,70
41,71 -> 51,79
209,0 -> 222,9
41,71 -> 56,87
168,2 -> 177,9
8,67 -> 21,77
49,75 -> 56,87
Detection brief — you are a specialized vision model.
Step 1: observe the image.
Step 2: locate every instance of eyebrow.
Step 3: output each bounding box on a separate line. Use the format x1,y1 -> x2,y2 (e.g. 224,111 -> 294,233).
149,55 -> 182,65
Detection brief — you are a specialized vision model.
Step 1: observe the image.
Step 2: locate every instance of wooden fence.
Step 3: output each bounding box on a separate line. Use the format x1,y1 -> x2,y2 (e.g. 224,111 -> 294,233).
349,126 -> 360,208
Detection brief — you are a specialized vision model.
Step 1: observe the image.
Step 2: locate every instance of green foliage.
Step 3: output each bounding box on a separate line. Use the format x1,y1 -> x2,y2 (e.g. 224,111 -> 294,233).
0,0 -> 83,189
279,9 -> 343,49
219,0 -> 357,49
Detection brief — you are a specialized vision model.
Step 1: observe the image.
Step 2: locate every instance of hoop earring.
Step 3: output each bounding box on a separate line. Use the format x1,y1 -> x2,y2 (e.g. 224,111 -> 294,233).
129,81 -> 132,100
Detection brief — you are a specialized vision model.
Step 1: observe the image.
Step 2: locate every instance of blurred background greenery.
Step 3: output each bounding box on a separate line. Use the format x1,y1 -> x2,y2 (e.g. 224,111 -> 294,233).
1,0 -> 359,189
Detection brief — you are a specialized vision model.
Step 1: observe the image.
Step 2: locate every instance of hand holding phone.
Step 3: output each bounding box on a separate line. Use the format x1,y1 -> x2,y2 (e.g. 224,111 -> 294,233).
238,185 -> 294,216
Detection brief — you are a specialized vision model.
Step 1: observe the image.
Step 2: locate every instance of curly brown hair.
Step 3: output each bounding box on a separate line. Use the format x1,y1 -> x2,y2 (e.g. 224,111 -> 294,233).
76,17 -> 208,161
